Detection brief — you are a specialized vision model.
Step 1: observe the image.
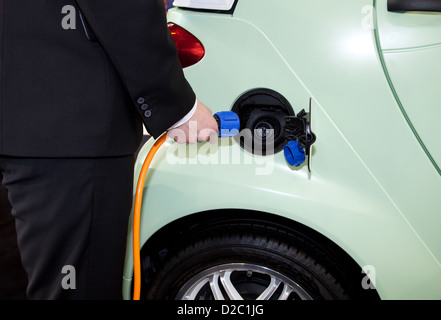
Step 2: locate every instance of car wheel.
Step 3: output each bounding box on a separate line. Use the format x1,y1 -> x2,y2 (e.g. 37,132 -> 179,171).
143,222 -> 355,300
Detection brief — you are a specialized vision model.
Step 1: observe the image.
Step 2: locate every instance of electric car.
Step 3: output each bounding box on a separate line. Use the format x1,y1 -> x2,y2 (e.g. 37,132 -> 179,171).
122,0 -> 441,300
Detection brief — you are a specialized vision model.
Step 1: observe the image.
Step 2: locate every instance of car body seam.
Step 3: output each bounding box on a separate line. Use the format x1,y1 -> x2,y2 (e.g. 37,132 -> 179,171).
373,0 -> 441,177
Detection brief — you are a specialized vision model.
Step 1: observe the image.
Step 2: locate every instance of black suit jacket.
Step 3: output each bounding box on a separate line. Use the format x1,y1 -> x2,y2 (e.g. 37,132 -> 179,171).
0,0 -> 195,157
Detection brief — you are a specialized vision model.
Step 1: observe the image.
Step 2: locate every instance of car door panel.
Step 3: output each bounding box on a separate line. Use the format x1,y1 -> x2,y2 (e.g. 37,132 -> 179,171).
377,0 -> 441,169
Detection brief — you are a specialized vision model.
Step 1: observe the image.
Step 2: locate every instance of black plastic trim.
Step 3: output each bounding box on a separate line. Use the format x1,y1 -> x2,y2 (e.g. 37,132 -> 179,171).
176,0 -> 238,14
388,0 -> 441,12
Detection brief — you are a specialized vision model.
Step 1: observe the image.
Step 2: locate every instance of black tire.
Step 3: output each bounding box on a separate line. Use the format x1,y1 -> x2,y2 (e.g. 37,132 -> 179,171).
143,222 -> 363,300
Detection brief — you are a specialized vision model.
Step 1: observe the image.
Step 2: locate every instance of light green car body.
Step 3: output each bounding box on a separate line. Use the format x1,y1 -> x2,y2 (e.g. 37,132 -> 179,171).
122,0 -> 441,299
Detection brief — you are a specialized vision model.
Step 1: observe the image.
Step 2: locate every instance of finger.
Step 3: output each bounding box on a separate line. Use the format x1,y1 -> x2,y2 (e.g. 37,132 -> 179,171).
198,128 -> 218,144
167,128 -> 186,144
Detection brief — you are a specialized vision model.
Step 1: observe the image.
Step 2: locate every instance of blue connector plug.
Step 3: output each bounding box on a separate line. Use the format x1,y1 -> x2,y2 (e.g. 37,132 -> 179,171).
284,140 -> 305,167
214,111 -> 240,137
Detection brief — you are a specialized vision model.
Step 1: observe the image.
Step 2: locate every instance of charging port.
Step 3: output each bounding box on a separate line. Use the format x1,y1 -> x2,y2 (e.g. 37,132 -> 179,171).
232,89 -> 294,155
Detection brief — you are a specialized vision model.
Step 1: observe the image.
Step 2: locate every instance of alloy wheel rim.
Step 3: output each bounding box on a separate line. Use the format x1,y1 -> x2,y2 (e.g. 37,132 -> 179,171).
175,263 -> 313,300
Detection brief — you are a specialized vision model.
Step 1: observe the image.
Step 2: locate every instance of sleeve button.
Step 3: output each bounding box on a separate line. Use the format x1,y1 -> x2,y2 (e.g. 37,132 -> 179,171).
144,110 -> 152,118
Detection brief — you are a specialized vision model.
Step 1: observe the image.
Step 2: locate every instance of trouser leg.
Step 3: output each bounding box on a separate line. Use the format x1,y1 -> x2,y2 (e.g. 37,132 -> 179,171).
0,155 -> 134,299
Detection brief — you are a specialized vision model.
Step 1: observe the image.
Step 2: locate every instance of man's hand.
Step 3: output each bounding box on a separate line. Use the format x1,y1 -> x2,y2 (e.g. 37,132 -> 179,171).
167,99 -> 219,144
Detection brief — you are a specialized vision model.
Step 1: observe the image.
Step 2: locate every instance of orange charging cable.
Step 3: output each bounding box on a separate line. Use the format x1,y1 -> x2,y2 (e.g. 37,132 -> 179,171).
132,133 -> 168,300
131,111 -> 239,300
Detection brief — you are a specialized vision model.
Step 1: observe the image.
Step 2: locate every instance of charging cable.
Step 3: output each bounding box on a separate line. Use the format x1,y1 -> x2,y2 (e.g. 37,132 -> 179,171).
132,111 -> 240,300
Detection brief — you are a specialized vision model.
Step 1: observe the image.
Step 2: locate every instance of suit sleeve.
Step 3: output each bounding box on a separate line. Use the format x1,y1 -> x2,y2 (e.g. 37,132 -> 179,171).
75,0 -> 196,138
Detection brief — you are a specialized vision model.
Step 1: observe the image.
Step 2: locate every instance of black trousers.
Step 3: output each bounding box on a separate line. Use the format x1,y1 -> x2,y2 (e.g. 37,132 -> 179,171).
0,155 -> 135,299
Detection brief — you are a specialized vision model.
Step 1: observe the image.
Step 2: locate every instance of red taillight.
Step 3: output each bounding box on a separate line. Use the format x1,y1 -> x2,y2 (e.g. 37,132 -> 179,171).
168,23 -> 205,68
